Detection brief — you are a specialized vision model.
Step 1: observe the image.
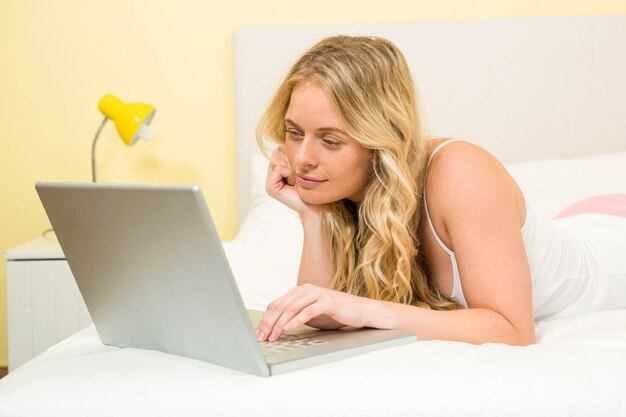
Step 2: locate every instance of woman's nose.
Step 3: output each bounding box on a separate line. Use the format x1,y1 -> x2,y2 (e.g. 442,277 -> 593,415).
294,137 -> 317,168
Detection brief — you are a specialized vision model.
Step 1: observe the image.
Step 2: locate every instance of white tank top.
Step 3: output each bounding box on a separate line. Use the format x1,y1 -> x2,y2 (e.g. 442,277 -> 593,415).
424,140 -> 626,320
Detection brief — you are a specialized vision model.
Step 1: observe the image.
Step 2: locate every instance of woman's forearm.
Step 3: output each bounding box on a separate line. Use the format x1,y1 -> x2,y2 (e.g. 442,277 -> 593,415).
367,299 -> 535,346
297,212 -> 334,288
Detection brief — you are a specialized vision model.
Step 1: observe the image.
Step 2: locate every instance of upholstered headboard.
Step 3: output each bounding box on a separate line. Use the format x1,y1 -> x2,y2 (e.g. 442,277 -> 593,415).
233,15 -> 626,226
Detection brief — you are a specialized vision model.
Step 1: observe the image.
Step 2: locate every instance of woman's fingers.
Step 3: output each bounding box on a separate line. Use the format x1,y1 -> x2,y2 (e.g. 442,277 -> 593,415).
266,165 -> 285,192
257,290 -> 313,341
284,170 -> 295,186
264,150 -> 308,213
255,286 -> 375,343
269,148 -> 287,166
256,285 -> 326,341
270,290 -> 328,339
255,290 -> 294,341
282,303 -> 325,332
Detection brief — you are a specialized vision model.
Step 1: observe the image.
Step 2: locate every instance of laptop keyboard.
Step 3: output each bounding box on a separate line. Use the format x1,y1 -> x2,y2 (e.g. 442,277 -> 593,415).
259,334 -> 329,354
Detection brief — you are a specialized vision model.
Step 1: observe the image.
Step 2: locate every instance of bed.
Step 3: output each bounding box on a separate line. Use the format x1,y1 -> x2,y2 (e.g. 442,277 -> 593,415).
2,14 -> 626,417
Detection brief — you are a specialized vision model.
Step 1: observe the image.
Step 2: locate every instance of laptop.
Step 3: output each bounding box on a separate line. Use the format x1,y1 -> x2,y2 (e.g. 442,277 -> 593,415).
36,182 -> 416,376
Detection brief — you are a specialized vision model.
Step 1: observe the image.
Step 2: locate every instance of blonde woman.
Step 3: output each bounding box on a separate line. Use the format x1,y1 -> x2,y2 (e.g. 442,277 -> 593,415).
254,35 -> 626,346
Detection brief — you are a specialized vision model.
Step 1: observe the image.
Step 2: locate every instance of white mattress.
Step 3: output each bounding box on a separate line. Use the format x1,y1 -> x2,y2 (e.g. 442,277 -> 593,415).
1,152 -> 626,416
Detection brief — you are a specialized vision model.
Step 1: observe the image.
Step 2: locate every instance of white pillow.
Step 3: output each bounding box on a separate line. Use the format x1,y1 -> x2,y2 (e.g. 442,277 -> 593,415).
504,151 -> 626,217
236,197 -> 303,245
238,151 -> 626,243
249,154 -> 270,208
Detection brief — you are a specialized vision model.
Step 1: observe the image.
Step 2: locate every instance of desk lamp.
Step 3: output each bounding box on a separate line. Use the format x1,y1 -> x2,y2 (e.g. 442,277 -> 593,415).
91,94 -> 156,182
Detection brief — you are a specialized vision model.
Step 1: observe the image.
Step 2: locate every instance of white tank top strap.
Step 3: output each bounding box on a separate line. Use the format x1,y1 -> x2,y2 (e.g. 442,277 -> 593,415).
427,138 -> 463,166
423,139 -> 462,256
423,194 -> 454,256
423,139 -> 468,308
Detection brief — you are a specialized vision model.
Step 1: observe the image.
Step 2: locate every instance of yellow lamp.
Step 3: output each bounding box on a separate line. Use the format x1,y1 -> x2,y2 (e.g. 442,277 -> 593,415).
91,94 -> 156,182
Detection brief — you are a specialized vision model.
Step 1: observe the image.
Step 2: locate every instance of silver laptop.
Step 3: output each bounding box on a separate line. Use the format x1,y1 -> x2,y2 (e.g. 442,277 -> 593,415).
36,182 -> 415,376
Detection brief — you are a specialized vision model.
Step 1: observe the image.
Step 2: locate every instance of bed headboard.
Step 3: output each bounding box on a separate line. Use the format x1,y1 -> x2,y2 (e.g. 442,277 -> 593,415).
233,14 -> 626,226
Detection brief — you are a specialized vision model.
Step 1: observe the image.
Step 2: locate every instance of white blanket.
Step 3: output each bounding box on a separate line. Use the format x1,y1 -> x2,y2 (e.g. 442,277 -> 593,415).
1,239 -> 626,416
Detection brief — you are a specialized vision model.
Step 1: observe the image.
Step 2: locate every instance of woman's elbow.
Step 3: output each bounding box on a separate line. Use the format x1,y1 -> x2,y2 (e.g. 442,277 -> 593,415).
511,327 -> 536,346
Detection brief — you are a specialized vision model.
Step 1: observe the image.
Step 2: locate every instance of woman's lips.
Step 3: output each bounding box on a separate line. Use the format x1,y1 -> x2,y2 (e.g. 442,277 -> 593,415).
296,174 -> 327,186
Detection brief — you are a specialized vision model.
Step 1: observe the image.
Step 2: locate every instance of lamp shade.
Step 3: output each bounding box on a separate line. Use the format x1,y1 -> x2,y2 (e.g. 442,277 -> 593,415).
98,94 -> 156,145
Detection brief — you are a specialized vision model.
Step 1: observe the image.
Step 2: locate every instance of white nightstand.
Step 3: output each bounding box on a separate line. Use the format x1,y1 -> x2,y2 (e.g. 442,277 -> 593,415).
4,236 -> 92,372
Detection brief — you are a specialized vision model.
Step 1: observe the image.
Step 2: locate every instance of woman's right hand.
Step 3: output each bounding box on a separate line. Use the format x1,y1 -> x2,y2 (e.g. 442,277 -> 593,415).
266,148 -> 317,216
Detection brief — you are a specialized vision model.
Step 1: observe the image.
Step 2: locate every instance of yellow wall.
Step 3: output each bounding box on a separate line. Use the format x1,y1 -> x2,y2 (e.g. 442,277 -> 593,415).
1,0 -> 625,367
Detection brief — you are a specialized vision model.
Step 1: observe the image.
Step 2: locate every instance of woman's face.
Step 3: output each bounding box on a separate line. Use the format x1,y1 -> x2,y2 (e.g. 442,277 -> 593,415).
284,80 -> 371,205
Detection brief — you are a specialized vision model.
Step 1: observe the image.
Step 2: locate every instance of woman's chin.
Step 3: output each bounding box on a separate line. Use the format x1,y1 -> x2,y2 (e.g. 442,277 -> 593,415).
297,189 -> 338,206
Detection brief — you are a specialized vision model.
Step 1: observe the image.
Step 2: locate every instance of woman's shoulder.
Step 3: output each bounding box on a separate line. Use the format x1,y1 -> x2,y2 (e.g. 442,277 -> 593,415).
425,138 -> 505,185
424,137 -> 526,227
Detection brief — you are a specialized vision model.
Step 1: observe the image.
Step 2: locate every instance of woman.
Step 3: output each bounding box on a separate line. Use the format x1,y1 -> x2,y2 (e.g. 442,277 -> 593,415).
254,35 -> 626,346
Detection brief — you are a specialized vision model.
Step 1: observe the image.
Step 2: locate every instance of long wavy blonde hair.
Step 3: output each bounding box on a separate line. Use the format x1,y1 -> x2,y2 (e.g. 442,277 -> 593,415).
257,35 -> 460,310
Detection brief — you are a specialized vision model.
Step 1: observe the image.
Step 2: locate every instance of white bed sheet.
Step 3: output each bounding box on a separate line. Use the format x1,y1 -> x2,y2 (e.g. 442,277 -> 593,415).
1,314 -> 626,417
2,152 -> 626,416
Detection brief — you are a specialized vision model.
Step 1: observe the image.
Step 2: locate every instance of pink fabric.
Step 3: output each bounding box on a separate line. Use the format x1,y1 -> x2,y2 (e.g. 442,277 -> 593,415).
554,194 -> 626,219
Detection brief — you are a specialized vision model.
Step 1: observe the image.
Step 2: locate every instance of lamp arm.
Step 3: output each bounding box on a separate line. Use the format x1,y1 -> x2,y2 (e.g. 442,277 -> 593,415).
91,116 -> 109,182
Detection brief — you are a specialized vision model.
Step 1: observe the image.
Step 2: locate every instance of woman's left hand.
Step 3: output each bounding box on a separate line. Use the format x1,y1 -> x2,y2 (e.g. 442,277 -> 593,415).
256,284 -> 384,342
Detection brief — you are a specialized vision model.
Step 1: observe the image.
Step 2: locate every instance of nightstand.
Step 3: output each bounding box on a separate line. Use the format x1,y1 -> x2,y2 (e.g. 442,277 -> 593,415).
4,236 -> 92,372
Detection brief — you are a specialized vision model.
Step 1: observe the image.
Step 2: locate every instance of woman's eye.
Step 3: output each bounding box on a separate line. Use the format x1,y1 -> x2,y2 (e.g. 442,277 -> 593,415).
323,138 -> 341,147
286,130 -> 303,140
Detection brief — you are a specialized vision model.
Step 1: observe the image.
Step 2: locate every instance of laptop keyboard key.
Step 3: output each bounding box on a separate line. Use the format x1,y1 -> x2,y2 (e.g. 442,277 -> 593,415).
259,334 -> 329,354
